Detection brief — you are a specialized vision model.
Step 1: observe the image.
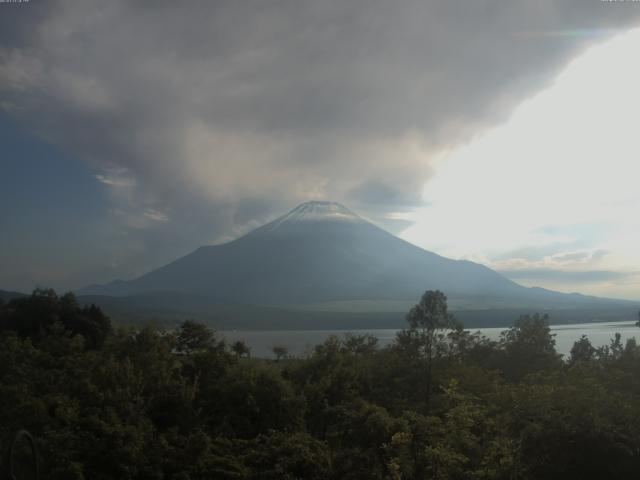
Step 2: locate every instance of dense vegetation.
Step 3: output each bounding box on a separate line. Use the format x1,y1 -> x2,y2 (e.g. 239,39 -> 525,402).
2,289 -> 640,479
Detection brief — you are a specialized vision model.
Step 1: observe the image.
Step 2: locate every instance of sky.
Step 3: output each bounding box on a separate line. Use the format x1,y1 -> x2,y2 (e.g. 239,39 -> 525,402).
1,0 -> 640,299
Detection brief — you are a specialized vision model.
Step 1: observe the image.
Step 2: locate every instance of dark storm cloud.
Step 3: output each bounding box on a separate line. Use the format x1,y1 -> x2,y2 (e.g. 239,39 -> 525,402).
2,0 -> 640,285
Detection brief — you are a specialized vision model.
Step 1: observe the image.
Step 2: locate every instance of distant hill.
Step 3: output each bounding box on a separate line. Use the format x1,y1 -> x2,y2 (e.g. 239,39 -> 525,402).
75,201 -> 637,328
0,289 -> 27,302
71,292 -> 636,330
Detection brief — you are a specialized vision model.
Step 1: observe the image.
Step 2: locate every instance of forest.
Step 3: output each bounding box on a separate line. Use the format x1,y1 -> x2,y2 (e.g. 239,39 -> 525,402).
2,289 -> 640,479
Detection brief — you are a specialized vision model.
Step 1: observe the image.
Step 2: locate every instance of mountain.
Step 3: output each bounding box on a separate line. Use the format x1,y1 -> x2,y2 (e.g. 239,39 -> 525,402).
80,201 -> 523,303
78,201 -> 632,316
0,289 -> 27,302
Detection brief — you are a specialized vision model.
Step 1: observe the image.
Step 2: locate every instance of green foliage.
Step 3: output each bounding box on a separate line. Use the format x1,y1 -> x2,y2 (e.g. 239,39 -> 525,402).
2,289 -> 640,478
569,334 -> 596,364
401,290 -> 460,403
271,345 -> 288,361
176,319 -> 221,354
497,313 -> 562,380
0,289 -> 112,349
405,290 -> 458,335
231,340 -> 251,358
341,333 -> 379,355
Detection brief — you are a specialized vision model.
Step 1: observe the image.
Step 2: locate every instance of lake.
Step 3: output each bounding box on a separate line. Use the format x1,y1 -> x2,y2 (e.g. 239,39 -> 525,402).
221,320 -> 640,358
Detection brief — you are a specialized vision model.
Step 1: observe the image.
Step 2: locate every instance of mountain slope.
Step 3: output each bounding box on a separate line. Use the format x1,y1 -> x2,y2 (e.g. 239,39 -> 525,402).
79,202 -> 518,302
0,289 -> 27,302
78,201 -> 631,311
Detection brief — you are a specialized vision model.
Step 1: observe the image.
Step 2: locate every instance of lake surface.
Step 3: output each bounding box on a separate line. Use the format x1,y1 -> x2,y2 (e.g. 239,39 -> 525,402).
222,320 -> 640,359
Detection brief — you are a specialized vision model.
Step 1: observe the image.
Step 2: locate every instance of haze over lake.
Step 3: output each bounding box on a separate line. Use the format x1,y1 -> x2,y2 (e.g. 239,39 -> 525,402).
222,321 -> 639,359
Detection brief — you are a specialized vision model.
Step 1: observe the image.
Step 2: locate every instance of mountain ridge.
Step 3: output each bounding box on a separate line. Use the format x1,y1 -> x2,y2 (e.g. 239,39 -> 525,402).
77,201 -> 631,314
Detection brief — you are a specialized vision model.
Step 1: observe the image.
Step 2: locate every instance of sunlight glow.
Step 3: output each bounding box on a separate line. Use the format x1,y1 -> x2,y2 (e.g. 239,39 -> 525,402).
401,28 -> 640,299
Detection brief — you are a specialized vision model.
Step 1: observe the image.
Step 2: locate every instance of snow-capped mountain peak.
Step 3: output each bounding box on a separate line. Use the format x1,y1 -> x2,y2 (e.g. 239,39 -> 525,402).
257,201 -> 365,233
254,201 -> 368,234
284,201 -> 361,222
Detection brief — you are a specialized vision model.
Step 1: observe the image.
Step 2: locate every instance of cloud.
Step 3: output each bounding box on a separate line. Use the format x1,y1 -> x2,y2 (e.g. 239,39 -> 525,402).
498,268 -> 640,300
143,209 -> 170,223
400,28 -> 640,299
493,249 -> 611,271
500,269 -> 635,283
3,2 -> 640,218
553,250 -> 609,263
2,0 -> 640,287
94,167 -> 137,188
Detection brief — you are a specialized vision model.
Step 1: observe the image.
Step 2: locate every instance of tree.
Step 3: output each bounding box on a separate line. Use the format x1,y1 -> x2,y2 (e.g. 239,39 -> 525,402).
342,333 -> 378,355
597,332 -> 624,361
498,313 -> 561,379
403,290 -> 458,404
242,432 -> 331,479
272,345 -> 289,361
569,335 -> 596,364
0,289 -> 111,349
176,319 -> 217,354
231,340 -> 251,358
60,295 -> 112,349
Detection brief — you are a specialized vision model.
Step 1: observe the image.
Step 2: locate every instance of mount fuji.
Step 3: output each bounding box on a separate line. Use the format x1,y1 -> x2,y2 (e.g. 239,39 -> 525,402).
77,201 -> 636,328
